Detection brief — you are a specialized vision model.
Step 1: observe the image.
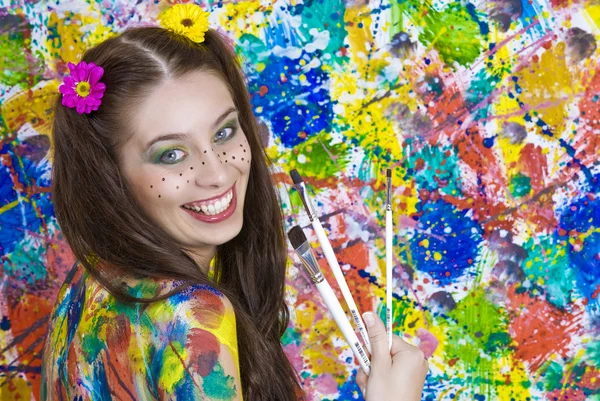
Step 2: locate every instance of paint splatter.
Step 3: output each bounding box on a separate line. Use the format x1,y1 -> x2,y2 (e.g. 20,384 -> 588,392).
2,1 -> 600,400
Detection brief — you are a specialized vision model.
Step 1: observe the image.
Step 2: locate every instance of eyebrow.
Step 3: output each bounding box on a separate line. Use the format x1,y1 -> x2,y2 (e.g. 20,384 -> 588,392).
144,107 -> 238,149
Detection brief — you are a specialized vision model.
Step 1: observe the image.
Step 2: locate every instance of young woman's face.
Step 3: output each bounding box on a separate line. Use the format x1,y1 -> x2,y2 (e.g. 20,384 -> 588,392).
119,70 -> 252,259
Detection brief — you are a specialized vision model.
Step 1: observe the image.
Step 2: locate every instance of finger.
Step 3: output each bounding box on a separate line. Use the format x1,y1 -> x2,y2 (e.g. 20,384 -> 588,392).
355,368 -> 367,390
362,312 -> 391,368
390,335 -> 427,360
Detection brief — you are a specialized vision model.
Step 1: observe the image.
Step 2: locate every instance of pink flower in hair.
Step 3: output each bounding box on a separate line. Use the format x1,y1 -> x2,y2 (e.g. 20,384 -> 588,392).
59,61 -> 106,114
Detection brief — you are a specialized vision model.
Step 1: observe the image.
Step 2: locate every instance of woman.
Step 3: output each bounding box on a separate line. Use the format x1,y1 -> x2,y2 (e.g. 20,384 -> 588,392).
41,5 -> 428,400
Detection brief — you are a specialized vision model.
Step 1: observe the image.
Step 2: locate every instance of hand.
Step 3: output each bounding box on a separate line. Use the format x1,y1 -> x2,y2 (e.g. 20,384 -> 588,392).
355,312 -> 428,401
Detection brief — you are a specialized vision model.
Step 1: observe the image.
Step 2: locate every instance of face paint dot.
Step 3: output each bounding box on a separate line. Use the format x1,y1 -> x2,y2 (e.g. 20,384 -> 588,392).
190,167 -> 193,170
232,156 -> 235,159
202,162 -> 205,165
176,186 -> 179,189
241,158 -> 244,161
179,173 -> 182,176
225,160 -> 228,163
187,180 -> 190,183
204,150 -> 207,153
158,195 -> 161,198
162,178 -> 165,181
243,149 -> 246,152
239,144 -> 243,147
223,152 -> 226,155
150,185 -> 153,188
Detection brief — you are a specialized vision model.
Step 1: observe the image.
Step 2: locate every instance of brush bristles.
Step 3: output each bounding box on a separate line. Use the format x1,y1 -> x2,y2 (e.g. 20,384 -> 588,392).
387,168 -> 392,177
290,169 -> 303,185
287,225 -> 308,249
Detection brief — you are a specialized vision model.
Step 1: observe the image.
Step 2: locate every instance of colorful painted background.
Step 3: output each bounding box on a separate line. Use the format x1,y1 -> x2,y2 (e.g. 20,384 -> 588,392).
1,0 -> 600,399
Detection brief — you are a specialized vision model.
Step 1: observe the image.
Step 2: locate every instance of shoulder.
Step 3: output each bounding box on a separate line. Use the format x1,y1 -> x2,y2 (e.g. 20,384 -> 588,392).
146,282 -> 236,335
145,283 -> 243,401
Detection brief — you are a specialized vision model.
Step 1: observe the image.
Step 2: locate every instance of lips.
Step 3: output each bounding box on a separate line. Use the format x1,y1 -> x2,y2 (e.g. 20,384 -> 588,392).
181,185 -> 237,223
182,187 -> 233,215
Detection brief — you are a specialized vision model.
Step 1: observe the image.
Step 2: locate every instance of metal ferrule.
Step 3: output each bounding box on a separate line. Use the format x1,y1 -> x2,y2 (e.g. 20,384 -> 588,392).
294,182 -> 317,221
386,177 -> 392,209
295,241 -> 324,283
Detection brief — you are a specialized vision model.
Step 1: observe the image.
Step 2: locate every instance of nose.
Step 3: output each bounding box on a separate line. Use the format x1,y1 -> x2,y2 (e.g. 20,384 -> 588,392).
193,148 -> 228,188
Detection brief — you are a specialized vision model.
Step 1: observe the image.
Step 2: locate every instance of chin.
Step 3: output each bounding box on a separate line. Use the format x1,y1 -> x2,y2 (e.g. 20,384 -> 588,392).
195,222 -> 243,246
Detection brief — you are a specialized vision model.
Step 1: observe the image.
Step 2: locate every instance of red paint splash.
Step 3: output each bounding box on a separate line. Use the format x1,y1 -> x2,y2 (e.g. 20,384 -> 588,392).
187,328 -> 220,376
507,287 -> 584,371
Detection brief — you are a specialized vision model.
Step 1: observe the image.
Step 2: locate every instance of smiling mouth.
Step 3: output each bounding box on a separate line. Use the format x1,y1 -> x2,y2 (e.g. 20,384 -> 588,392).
181,186 -> 234,216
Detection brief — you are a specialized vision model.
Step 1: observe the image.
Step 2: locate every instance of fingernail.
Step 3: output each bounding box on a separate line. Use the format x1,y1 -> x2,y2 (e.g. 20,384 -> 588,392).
363,312 -> 374,327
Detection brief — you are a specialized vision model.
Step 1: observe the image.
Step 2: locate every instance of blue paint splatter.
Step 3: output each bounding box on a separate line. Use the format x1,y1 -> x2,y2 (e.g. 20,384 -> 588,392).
409,199 -> 483,285
248,52 -> 333,147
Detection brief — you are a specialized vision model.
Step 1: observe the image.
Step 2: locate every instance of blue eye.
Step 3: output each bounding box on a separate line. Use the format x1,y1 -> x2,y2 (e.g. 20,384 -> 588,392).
157,149 -> 187,164
214,126 -> 236,143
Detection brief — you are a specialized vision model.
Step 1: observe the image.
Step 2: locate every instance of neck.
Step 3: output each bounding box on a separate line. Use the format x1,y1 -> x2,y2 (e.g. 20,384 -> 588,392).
187,245 -> 217,275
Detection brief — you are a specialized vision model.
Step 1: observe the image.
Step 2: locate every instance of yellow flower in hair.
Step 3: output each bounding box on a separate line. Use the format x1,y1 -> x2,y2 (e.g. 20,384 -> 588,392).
159,4 -> 210,43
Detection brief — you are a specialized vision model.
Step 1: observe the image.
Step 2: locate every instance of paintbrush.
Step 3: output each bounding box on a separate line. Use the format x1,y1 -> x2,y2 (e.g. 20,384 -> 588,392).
288,225 -> 371,374
386,168 -> 393,349
290,169 -> 372,354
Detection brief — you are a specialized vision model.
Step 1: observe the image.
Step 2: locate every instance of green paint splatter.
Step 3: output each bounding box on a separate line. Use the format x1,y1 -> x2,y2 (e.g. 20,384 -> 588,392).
405,139 -> 463,197
467,68 -> 501,120
3,239 -> 48,285
297,0 -> 348,64
159,342 -> 186,393
522,236 -> 576,308
509,173 -> 531,198
278,130 -> 349,180
387,0 -> 484,67
282,325 -> 303,346
539,361 -> 563,392
0,24 -> 44,87
237,33 -> 270,65
203,360 -> 237,400
444,287 -> 510,394
586,340 -> 600,367
82,326 -> 105,361
418,2 -> 484,67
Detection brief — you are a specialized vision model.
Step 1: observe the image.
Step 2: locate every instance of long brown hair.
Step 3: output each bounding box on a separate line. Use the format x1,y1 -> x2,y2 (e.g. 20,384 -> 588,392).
51,27 -> 303,400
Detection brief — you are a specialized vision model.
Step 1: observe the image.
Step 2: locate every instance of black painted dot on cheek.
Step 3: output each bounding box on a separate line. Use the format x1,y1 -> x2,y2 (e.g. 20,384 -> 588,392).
150,185 -> 153,188
158,195 -> 161,198
162,178 -> 165,181
190,167 -> 193,170
232,156 -> 235,160
176,186 -> 179,189
202,162 -> 205,165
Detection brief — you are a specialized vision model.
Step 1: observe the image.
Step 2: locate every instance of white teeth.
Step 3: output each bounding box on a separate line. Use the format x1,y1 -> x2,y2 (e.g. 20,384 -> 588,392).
183,189 -> 234,216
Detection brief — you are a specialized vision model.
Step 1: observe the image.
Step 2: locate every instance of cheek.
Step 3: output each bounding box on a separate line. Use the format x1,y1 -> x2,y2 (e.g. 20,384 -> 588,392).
215,135 -> 252,172
131,167 -> 195,205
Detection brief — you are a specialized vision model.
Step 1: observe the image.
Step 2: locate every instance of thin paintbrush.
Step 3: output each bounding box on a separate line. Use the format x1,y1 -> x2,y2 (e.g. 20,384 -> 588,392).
386,168 -> 393,350
290,169 -> 372,354
288,225 -> 371,374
